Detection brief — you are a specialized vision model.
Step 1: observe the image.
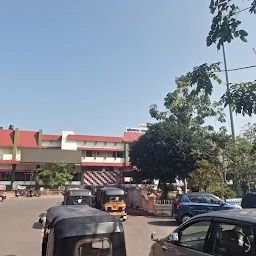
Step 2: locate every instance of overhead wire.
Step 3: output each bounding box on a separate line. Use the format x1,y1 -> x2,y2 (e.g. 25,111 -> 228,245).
213,64 -> 256,73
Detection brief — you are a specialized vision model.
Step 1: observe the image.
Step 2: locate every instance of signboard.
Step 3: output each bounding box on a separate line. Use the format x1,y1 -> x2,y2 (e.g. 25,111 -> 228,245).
17,185 -> 26,190
126,127 -> 148,133
0,185 -> 6,191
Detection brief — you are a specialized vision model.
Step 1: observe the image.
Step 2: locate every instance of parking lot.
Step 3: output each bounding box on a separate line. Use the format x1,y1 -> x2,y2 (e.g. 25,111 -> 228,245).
0,197 -> 177,256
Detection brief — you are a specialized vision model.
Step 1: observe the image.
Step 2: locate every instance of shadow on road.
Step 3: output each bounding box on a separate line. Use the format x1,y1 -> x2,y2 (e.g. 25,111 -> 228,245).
147,219 -> 177,227
32,221 -> 43,229
127,208 -> 149,216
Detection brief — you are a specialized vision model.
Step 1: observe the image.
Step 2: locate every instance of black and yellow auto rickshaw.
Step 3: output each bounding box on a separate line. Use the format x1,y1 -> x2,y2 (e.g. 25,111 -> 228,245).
40,205 -> 127,256
96,187 -> 127,221
63,189 -> 93,206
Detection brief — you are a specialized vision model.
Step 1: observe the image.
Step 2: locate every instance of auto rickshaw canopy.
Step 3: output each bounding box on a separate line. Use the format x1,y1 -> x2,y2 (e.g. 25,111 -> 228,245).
99,187 -> 125,196
46,205 -> 124,238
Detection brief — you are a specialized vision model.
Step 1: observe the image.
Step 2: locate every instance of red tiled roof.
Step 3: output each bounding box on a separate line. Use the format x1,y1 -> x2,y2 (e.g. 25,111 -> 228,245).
42,134 -> 62,141
0,130 -> 14,147
18,131 -> 39,148
68,135 -> 123,143
123,132 -> 144,143
0,129 -> 143,148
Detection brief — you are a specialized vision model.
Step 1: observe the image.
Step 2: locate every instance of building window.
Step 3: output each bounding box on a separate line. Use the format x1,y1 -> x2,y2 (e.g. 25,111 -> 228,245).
72,173 -> 81,181
86,151 -> 93,157
117,152 -> 124,158
15,172 -> 32,181
1,172 -> 11,181
112,152 -> 116,158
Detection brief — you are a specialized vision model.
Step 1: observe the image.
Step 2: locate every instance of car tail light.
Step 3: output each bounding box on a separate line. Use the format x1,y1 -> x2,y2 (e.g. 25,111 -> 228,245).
177,202 -> 182,209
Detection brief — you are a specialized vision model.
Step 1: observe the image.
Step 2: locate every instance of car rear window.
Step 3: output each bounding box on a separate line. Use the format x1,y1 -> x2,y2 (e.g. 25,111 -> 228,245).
188,195 -> 203,203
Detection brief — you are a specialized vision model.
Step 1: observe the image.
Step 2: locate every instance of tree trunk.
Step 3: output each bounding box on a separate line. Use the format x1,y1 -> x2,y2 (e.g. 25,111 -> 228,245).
184,179 -> 188,193
161,182 -> 169,200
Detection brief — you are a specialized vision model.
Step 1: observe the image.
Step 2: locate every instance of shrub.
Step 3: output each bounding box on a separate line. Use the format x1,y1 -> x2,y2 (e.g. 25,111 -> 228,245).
207,184 -> 236,199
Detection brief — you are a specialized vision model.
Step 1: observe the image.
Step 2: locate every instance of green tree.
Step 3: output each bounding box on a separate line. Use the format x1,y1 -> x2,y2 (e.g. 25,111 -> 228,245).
207,0 -> 256,49
34,169 -> 55,187
187,159 -> 221,192
129,121 -> 215,195
226,127 -> 256,193
207,184 -> 236,199
149,75 -> 225,128
185,1 -> 256,117
34,162 -> 73,188
53,162 -> 73,187
187,158 -> 236,199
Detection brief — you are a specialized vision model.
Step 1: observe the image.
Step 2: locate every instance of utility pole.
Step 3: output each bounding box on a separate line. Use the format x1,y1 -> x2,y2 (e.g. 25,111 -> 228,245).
222,44 -> 235,142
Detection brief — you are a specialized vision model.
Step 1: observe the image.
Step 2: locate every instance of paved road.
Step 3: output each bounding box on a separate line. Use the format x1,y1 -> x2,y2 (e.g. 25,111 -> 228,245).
0,197 -> 177,256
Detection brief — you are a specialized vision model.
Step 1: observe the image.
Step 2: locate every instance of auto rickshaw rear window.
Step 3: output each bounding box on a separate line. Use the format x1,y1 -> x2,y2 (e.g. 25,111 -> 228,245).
75,238 -> 111,256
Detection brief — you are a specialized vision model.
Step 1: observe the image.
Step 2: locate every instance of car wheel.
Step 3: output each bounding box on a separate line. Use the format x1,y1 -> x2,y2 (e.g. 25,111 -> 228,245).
181,214 -> 192,223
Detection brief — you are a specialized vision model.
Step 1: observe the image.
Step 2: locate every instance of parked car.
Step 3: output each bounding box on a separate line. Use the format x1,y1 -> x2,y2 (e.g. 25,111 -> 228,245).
241,191 -> 256,208
172,192 -> 241,224
150,209 -> 255,256
0,191 -> 6,200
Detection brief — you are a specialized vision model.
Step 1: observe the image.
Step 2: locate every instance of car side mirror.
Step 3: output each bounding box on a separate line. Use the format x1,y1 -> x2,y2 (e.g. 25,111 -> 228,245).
220,201 -> 225,206
151,232 -> 159,241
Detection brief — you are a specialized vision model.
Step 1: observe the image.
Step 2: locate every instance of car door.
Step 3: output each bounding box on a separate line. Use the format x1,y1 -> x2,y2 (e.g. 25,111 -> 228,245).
203,195 -> 223,212
187,195 -> 209,215
150,219 -> 214,256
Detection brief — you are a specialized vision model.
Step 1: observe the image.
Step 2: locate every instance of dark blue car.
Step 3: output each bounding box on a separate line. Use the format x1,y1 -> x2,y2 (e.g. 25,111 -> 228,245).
173,192 -> 241,224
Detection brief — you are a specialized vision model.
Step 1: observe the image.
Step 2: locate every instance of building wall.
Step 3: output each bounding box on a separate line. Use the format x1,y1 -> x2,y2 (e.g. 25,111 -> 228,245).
0,164 -> 12,171
16,148 -> 21,161
60,131 -> 124,150
0,148 -> 12,161
42,140 -> 61,148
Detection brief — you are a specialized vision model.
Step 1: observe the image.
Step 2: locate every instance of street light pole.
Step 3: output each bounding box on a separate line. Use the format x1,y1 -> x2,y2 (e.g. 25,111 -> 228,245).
222,44 -> 235,142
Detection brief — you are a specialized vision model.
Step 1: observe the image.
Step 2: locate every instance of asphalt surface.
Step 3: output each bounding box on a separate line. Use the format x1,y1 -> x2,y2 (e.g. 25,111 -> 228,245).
0,197 -> 177,256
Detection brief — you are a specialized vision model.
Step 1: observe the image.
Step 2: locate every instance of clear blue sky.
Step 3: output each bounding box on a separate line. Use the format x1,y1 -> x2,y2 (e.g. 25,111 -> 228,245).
0,1 -> 255,136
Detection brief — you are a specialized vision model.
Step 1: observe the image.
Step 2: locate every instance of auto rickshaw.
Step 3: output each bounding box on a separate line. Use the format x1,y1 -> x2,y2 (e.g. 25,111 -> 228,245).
39,205 -> 127,256
96,187 -> 127,221
63,189 -> 93,206
63,185 -> 85,195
